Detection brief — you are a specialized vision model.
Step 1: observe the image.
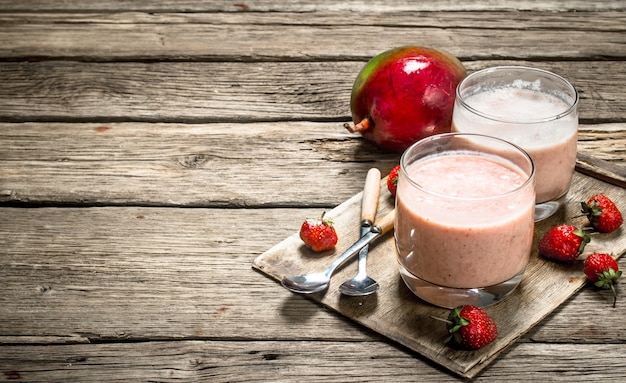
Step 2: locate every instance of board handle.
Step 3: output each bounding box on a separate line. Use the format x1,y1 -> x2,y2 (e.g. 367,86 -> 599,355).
576,153 -> 626,189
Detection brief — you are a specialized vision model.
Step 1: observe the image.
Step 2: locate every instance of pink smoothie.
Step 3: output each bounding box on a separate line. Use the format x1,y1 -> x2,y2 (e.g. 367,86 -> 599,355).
395,153 -> 535,289
452,87 -> 577,203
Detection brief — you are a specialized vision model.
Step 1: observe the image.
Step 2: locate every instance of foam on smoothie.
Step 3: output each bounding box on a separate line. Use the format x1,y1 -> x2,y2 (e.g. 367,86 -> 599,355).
459,87 -> 576,148
452,86 -> 577,202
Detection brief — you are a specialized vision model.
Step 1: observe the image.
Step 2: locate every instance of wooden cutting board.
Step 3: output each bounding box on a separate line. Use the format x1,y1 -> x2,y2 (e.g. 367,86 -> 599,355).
253,170 -> 626,378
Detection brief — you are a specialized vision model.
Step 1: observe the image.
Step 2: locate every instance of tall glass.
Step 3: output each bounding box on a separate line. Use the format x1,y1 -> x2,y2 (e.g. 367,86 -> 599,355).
395,133 -> 535,308
452,66 -> 578,221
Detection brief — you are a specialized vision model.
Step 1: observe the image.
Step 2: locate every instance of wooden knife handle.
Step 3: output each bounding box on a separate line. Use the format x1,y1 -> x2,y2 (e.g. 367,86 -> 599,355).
375,209 -> 395,235
361,168 -> 381,224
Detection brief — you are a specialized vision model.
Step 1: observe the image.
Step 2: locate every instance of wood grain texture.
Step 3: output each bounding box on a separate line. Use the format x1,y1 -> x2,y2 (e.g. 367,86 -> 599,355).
1,341 -> 626,382
1,204 -> 625,344
0,10 -> 625,30
0,122 -> 623,207
0,12 -> 623,61
0,0 -> 624,12
0,61 -> 624,123
1,206 -> 625,381
1,1 -> 625,381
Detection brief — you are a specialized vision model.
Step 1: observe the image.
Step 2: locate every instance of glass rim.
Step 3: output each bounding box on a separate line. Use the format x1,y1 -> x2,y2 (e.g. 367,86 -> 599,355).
400,132 -> 535,201
456,65 -> 579,124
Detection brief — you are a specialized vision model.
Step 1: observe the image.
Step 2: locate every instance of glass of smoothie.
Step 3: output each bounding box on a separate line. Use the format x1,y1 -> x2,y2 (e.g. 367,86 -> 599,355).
395,133 -> 535,308
452,66 -> 578,221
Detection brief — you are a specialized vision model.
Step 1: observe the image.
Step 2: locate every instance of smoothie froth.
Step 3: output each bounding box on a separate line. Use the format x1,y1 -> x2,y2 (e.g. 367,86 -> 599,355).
452,84 -> 577,203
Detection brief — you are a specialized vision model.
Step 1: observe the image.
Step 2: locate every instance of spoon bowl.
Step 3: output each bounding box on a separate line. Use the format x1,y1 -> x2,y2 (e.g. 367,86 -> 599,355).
338,274 -> 379,296
281,271 -> 331,294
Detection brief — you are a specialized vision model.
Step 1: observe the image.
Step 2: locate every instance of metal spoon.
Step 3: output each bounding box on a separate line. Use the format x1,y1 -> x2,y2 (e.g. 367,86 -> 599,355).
339,168 -> 381,296
281,207 -> 395,294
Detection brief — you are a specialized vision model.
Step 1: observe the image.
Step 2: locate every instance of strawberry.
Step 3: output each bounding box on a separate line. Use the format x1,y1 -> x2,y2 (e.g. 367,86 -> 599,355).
583,252 -> 622,307
299,212 -> 338,252
387,164 -> 400,197
581,194 -> 623,233
446,305 -> 498,350
538,224 -> 590,262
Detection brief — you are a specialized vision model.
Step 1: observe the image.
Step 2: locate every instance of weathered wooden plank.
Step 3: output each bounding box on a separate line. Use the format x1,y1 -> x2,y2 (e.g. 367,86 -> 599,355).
0,206 -> 365,342
578,123 -> 626,161
0,122 -> 623,207
0,61 -> 624,123
1,206 -> 625,346
0,11 -> 624,32
0,122 -> 393,207
0,0 -> 624,12
0,26 -> 620,62
0,341 -> 625,382
0,8 -> 625,60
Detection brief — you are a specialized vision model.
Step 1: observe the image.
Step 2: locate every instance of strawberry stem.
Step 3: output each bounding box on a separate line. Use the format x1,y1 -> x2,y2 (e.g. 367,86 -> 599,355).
610,284 -> 617,308
594,268 -> 621,308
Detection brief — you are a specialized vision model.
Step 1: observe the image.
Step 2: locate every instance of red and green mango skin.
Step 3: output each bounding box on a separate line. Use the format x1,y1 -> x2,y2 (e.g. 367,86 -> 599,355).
350,46 -> 467,153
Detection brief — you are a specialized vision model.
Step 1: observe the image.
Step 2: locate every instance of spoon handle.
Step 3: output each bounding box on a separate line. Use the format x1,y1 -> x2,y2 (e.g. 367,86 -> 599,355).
324,230 -> 382,275
324,208 -> 396,275
361,168 -> 381,224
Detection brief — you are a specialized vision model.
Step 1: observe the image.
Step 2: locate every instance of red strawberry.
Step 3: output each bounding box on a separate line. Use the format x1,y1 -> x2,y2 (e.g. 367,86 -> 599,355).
299,212 -> 338,252
583,252 -> 622,307
581,194 -> 623,233
538,224 -> 590,262
387,165 -> 400,197
446,305 -> 498,350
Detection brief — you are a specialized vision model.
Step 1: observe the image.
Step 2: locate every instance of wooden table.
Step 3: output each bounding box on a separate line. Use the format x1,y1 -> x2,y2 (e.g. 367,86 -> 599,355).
1,1 -> 625,381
